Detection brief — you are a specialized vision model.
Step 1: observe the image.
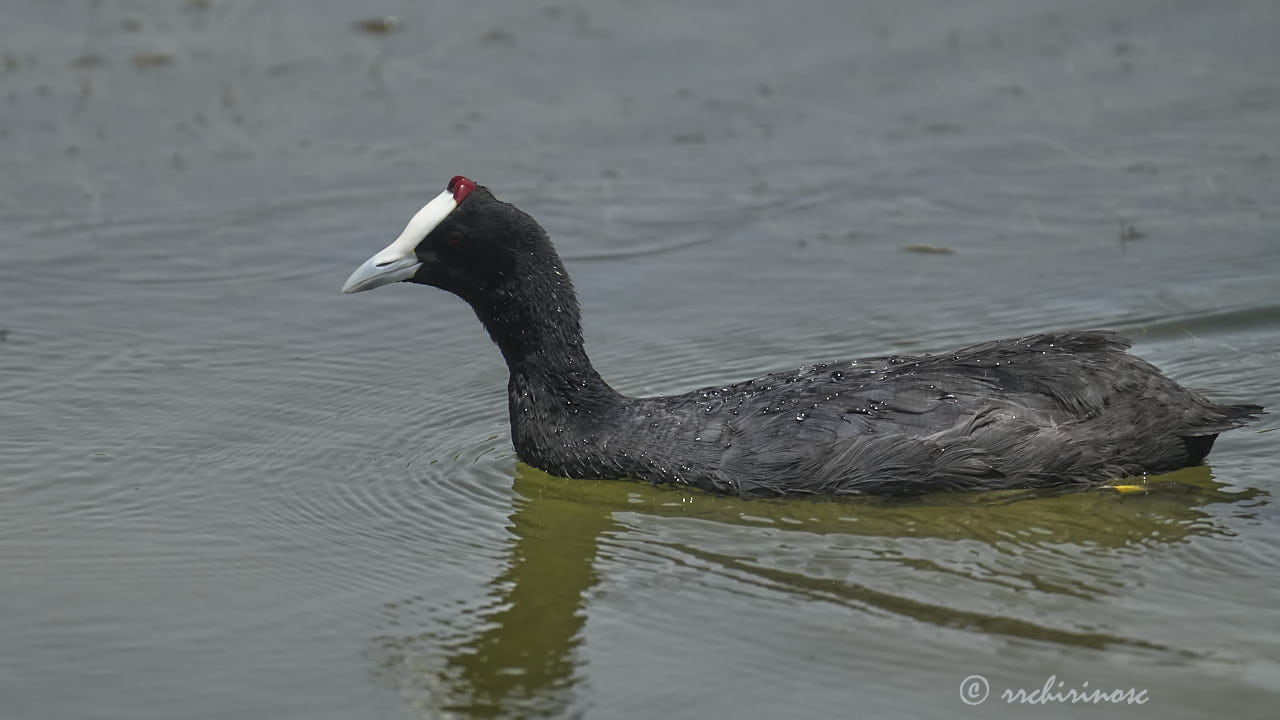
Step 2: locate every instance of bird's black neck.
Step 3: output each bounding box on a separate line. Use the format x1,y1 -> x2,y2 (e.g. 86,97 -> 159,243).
467,246 -> 622,414
465,249 -> 629,476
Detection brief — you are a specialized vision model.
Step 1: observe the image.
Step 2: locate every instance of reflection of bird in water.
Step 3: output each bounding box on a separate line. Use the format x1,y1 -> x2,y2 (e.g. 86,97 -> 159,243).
343,177 -> 1262,496
369,464 -> 1260,716
369,465 -> 618,718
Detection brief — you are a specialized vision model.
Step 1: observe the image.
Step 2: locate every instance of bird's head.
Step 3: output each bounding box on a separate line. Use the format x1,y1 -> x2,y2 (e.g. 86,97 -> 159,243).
342,176 -> 548,301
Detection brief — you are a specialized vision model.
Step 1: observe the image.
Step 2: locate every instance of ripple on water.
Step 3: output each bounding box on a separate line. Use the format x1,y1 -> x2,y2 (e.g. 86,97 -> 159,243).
592,471 -> 1256,641
186,364 -> 517,573
364,458 -> 1275,720
4,187 -> 428,290
2,280 -> 521,643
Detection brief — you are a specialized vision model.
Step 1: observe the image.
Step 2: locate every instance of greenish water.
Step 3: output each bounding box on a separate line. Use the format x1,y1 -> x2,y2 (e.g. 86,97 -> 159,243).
369,465 -> 1273,716
2,1 -> 1278,718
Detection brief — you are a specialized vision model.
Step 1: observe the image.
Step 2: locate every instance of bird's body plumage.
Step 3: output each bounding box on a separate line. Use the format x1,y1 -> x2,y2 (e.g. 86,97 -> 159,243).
510,330 -> 1259,496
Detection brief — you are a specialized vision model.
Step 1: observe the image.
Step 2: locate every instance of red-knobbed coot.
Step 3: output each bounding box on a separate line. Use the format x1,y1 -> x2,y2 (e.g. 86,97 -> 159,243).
342,177 -> 1263,497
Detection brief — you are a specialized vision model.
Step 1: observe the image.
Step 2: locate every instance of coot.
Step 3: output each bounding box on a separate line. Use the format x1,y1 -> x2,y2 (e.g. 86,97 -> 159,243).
342,177 -> 1263,496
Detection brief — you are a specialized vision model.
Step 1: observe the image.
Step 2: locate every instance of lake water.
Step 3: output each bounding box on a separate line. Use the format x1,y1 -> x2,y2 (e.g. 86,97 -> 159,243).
2,1 -> 1278,718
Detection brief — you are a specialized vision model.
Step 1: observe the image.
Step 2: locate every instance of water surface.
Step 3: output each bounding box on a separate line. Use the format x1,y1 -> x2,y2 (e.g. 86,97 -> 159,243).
2,1 -> 1278,718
